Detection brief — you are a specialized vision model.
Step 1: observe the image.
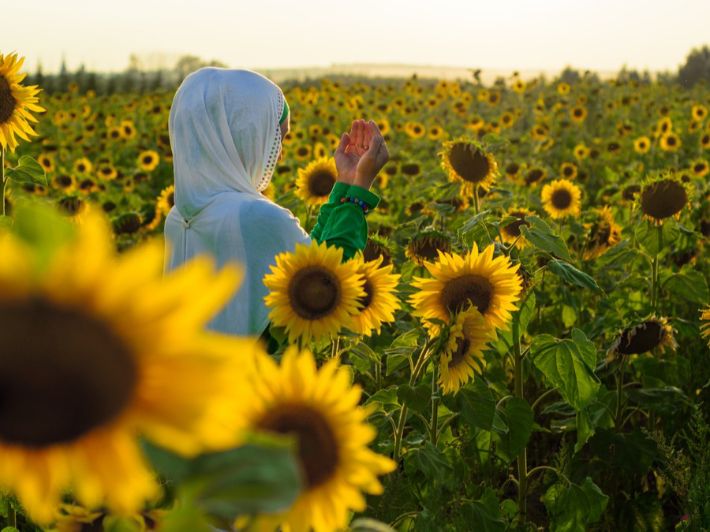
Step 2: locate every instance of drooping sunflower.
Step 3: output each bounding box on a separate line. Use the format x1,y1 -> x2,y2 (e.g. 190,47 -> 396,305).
500,207 -> 533,248
243,347 -> 395,532
637,171 -> 690,222
541,179 -> 582,219
410,243 -> 523,335
295,157 -> 337,206
611,317 -> 677,356
583,206 -> 622,260
405,230 -> 452,266
363,236 -> 393,266
263,240 -> 365,344
348,254 -> 401,337
0,204 -> 259,523
137,150 -> 160,172
0,52 -> 45,151
440,138 -> 499,193
438,305 -> 496,394
156,184 -> 175,216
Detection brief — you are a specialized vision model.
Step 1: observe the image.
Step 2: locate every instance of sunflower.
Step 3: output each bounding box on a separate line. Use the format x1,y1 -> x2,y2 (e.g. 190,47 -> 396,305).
0,205 -> 259,522
557,82 -> 571,95
363,237 -> 392,266
700,307 -> 710,347
52,174 -> 76,193
611,317 -> 677,356
634,136 -> 651,154
405,230 -> 452,266
0,53 -> 45,151
500,207 -> 533,248
541,179 -> 582,219
438,306 -> 496,394
295,157 -> 337,206
404,121 -> 426,139
263,240 -> 365,344
348,255 -> 401,337
137,150 -> 160,172
410,244 -> 522,335
57,195 -> 91,223
428,124 -> 446,140
570,106 -> 587,123
37,153 -> 55,173
73,157 -> 93,175
440,138 -> 498,193
638,171 -> 689,222
691,104 -> 707,122
156,184 -> 175,216
573,144 -> 590,160
96,164 -> 118,181
243,347 -> 395,532
119,119 -> 136,140
583,206 -> 622,260
691,159 -> 709,178
659,132 -> 681,152
524,166 -> 547,186
560,162 -> 578,180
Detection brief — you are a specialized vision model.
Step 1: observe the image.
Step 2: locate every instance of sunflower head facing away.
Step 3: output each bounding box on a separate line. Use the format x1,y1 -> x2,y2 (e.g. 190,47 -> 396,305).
405,229 -> 453,266
583,206 -> 622,260
348,254 -> 401,337
500,207 -> 534,248
263,240 -> 365,344
244,346 -> 396,532
541,178 -> 582,219
410,243 -> 523,335
440,137 -> 499,193
0,203 -> 260,522
295,157 -> 338,206
0,52 -> 45,151
438,305 -> 496,394
637,170 -> 690,222
611,316 -> 677,356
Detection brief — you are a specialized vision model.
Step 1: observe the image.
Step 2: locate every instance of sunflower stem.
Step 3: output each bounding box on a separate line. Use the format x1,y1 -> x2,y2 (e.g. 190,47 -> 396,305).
651,224 -> 663,313
473,184 -> 480,215
430,363 -> 440,446
513,313 -> 528,522
615,356 -> 628,431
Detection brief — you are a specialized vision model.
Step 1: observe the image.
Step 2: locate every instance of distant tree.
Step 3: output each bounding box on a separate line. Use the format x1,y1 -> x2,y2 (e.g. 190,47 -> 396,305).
678,45 -> 710,87
559,67 -> 581,84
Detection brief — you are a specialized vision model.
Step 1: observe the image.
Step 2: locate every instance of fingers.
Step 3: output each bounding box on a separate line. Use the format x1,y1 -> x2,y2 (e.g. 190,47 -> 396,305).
350,120 -> 363,152
336,133 -> 350,155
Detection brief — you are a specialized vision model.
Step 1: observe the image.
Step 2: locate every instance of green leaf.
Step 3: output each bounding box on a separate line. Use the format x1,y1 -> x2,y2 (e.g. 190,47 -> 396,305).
0,215 -> 12,229
575,388 -> 615,453
365,386 -> 400,411
459,487 -> 505,531
520,215 -> 571,261
548,259 -> 602,292
409,441 -> 452,479
531,329 -> 600,411
542,477 -> 608,532
102,516 -> 145,532
397,382 -> 431,414
494,397 -> 533,462
457,379 -> 496,431
158,503 -> 213,532
1,528 -> 21,532
635,219 -> 679,255
5,156 -> 48,186
349,518 -> 397,532
662,270 -> 710,305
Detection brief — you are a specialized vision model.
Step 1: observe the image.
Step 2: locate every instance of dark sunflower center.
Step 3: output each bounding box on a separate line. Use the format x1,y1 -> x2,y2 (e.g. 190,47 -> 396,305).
0,76 -> 16,123
640,179 -> 687,220
167,192 -> 174,207
363,241 -> 392,266
693,163 -> 706,173
411,237 -> 449,261
591,223 -> 612,247
288,266 -> 341,319
525,169 -> 544,184
441,274 -> 493,315
617,320 -> 664,355
257,403 -> 339,488
0,299 -> 137,447
551,188 -> 572,209
448,142 -> 490,183
57,175 -> 73,187
666,136 -> 677,146
143,155 -> 153,165
307,170 -> 335,197
503,213 -> 529,238
59,196 -> 83,215
449,337 -> 470,368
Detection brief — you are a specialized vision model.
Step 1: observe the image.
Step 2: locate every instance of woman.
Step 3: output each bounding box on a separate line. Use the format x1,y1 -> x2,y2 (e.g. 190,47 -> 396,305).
164,67 -> 388,341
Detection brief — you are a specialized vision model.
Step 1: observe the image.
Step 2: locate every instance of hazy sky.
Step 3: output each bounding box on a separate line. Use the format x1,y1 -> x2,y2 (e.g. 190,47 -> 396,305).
3,0 -> 709,74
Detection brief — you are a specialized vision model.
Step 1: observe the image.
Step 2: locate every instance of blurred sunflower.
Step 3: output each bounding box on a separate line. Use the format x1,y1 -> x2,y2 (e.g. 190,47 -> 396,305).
659,132 -> 681,152
137,150 -> 160,172
524,166 -> 547,186
583,206 -> 622,260
438,305 -> 496,394
638,171 -> 689,222
570,106 -> 587,123
73,157 -> 93,175
296,157 -> 337,206
348,254 -> 401,337
51,174 -> 76,194
440,138 -> 498,193
573,144 -> 590,160
0,52 -> 45,151
560,162 -> 577,180
244,347 -> 395,532
500,207 -> 533,248
634,136 -> 651,154
263,240 -> 365,344
97,163 -> 118,181
156,184 -> 175,216
691,104 -> 707,122
0,205 -> 258,522
404,121 -> 426,139
405,230 -> 452,266
37,153 -> 54,173
541,179 -> 581,219
691,159 -> 709,178
410,243 -> 522,335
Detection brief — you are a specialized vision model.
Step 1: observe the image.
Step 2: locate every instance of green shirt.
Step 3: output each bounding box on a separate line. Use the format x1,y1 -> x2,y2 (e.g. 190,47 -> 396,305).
260,182 -> 380,352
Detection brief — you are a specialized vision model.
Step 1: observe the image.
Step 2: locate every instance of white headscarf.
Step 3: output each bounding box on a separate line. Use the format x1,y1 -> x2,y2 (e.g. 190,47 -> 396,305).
164,67 -> 311,336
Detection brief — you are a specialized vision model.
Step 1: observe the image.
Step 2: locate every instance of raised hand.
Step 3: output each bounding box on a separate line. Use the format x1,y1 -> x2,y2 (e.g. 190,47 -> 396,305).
353,120 -> 389,190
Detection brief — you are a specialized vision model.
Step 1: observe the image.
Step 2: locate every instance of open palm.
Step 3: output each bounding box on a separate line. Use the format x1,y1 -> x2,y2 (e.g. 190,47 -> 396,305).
334,119 -> 388,187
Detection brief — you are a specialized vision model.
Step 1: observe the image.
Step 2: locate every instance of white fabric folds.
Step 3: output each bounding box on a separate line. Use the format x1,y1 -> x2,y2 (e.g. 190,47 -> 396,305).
164,67 -> 310,336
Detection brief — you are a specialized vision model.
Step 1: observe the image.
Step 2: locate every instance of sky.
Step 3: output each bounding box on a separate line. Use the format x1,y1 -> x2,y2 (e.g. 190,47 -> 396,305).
3,0 -> 709,75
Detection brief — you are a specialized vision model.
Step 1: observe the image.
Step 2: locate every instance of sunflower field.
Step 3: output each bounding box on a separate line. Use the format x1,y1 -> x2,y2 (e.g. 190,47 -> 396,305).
1,50 -> 710,531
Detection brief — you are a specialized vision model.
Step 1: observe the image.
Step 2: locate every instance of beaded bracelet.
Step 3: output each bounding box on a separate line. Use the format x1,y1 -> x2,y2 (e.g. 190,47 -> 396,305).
340,195 -> 370,213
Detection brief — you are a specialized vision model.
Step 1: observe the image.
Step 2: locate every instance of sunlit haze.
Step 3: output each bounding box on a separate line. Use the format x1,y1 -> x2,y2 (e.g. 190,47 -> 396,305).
3,0 -> 710,76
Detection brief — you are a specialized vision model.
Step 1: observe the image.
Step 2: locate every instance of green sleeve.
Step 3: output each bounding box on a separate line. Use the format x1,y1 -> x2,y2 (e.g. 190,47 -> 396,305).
309,181 -> 350,241
318,185 -> 380,261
